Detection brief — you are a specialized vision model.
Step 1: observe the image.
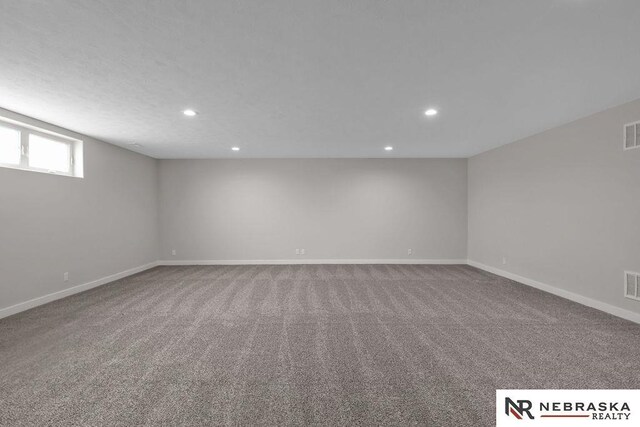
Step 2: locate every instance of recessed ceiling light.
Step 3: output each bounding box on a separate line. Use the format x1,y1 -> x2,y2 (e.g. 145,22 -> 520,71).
384,146 -> 393,151
183,109 -> 197,117
231,147 -> 240,151
424,108 -> 438,116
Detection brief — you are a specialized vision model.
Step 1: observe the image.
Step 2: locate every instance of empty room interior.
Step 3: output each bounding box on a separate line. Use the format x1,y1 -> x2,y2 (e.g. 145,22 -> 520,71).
1,1 -> 640,426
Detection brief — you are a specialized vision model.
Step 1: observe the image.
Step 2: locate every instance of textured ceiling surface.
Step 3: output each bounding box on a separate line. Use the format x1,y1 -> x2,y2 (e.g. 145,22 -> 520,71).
1,0 -> 640,158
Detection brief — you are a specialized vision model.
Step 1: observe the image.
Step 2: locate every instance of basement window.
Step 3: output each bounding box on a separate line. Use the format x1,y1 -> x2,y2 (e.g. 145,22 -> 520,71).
0,117 -> 83,177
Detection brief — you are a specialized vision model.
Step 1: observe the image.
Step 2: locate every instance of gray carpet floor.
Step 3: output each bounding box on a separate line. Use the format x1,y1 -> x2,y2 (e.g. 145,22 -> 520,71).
1,264 -> 639,426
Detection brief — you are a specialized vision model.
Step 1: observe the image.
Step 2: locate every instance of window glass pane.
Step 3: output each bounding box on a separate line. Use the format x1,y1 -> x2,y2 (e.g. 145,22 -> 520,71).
29,134 -> 71,173
0,125 -> 21,165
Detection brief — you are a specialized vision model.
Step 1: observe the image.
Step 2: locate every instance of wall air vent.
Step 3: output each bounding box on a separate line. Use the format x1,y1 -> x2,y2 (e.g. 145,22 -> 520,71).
624,271 -> 640,301
624,121 -> 640,150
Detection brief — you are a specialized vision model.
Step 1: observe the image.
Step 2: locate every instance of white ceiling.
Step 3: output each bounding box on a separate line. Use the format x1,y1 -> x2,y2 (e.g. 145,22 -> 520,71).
1,1 -> 640,159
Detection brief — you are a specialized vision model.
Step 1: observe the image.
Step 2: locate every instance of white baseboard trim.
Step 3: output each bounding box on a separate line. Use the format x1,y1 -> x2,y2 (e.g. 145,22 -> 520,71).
0,261 -> 159,320
159,259 -> 467,266
467,260 -> 640,324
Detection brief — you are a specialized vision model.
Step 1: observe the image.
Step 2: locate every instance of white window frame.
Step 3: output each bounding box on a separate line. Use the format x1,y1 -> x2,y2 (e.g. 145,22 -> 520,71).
0,116 -> 83,178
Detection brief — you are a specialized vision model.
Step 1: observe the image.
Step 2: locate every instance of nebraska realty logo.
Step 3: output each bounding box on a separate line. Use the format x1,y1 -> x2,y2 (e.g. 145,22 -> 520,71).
496,390 -> 640,426
505,397 -> 534,420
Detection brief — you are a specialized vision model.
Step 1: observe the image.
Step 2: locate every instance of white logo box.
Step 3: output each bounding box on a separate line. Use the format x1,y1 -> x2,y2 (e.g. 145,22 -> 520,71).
496,390 -> 640,427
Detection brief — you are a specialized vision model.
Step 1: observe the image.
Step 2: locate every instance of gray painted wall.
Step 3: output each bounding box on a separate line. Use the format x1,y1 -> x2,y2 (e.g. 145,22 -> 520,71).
0,108 -> 159,312
468,99 -> 640,314
4,98 -> 640,319
158,159 -> 468,262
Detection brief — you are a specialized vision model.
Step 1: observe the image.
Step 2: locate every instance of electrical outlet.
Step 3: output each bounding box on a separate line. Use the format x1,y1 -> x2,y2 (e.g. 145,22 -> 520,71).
63,272 -> 69,282
295,249 -> 300,255
408,249 -> 413,256
502,257 -> 507,265
172,249 -> 176,256
300,249 -> 305,255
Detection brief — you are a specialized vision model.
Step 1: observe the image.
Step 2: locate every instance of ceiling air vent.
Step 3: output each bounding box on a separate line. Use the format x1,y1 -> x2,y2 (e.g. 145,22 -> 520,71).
624,271 -> 640,301
624,122 -> 640,150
